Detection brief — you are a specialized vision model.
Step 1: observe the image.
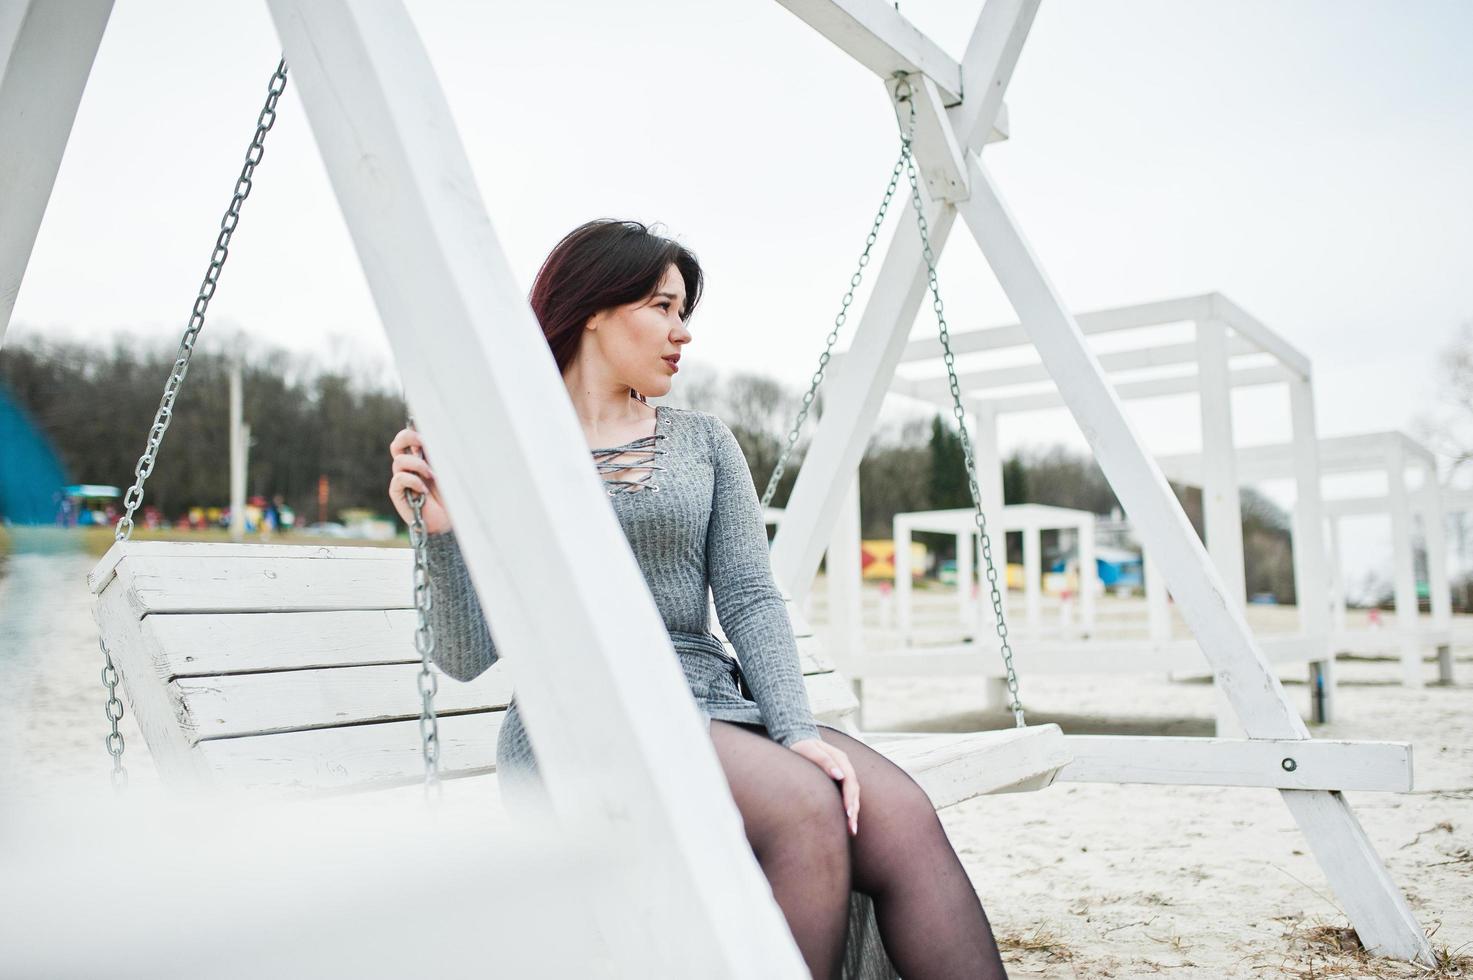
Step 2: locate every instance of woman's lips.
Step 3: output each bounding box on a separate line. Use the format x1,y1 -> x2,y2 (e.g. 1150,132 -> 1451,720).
663,357 -> 679,373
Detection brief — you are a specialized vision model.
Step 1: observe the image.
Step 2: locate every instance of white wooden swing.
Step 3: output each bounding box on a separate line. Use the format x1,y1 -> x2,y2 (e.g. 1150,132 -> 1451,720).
81,34 -> 1068,801
3,0 -> 1434,969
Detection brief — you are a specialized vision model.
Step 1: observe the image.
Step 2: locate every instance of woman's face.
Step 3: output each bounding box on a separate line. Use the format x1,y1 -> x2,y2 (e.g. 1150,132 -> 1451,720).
586,263 -> 691,398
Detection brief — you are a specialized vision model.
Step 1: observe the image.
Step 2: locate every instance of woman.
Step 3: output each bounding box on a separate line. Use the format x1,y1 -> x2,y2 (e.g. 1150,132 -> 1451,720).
387,219 -> 1007,980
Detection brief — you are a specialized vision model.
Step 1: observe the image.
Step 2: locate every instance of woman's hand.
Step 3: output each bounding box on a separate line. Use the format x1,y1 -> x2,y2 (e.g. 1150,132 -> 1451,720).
787,736 -> 860,836
388,427 -> 452,534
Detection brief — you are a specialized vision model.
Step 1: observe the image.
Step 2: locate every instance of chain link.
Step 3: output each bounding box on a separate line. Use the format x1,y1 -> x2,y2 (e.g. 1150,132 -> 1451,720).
890,74 -> 1025,727
113,59 -> 289,543
405,412 -> 443,802
100,638 -> 128,790
100,58 -> 290,785
760,150 -> 909,510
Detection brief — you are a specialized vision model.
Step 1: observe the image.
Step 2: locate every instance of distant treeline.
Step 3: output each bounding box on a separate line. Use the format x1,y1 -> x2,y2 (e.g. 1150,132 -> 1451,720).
0,331 -> 1298,600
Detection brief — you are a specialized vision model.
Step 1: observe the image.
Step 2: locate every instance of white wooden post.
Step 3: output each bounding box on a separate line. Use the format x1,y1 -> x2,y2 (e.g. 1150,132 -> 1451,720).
894,514 -> 914,644
1023,523 -> 1043,635
957,154 -> 1430,963
969,397 -> 1011,707
1196,318 -> 1248,736
0,0 -> 114,345
1289,374 -> 1335,722
1385,440 -> 1422,689
229,360 -> 247,541
971,397 -> 1010,638
956,527 -> 974,633
769,0 -> 1039,606
827,472 -> 866,702
1145,551 -> 1171,642
1419,462 -> 1455,684
264,4 -> 808,975
1327,515 -> 1348,636
1078,516 -> 1097,635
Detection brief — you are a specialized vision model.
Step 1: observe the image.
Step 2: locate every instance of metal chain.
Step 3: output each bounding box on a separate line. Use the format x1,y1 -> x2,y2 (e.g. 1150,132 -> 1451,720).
100,638 -> 128,790
404,411 -> 443,802
113,58 -> 289,543
99,58 -> 290,787
891,73 -> 1025,726
760,149 -> 909,509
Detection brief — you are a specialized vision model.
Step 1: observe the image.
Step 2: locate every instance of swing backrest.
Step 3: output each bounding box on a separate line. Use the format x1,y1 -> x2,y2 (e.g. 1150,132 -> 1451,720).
88,540 -> 859,795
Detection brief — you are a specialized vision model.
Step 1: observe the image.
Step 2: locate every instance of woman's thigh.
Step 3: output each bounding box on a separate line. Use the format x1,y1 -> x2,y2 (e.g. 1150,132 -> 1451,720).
811,724 -> 952,892
708,719 -> 849,854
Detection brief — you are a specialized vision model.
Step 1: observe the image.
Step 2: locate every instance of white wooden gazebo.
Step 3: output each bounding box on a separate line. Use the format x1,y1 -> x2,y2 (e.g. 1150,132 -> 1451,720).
890,503 -> 1099,643
1159,430 -> 1457,689
0,0 -> 1435,969
823,294 -> 1338,729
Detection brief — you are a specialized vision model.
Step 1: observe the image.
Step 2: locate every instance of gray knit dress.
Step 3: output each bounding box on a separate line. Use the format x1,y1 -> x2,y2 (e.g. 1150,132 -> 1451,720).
424,403 -> 900,980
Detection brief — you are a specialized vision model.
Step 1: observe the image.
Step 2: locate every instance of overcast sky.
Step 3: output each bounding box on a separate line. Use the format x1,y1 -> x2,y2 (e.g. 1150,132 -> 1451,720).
9,0 -> 1473,585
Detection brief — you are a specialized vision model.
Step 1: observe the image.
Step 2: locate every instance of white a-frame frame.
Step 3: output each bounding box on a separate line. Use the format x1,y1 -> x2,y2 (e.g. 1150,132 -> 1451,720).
1,1 -> 812,975
769,0 -> 1430,964
0,0 -> 1429,967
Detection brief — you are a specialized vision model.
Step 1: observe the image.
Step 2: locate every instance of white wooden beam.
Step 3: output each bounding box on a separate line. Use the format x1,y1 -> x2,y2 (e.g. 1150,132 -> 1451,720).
0,0 -> 114,345
956,153 -> 1430,964
893,336 -> 1258,402
1419,465 -> 1456,684
265,3 -> 807,975
1209,292 -> 1311,380
775,0 -> 964,106
770,0 -> 1037,606
1385,438 -> 1423,690
1057,736 -> 1412,793
958,365 -> 1289,415
898,294 -> 1215,364
889,70 -> 968,202
1288,374 -> 1336,721
1197,318 -> 1247,736
947,0 -> 1041,149
1159,431 -> 1438,486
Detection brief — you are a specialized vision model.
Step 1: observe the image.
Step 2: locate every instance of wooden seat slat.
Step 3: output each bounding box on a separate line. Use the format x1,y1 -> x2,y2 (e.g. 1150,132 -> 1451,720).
91,540 -> 1067,799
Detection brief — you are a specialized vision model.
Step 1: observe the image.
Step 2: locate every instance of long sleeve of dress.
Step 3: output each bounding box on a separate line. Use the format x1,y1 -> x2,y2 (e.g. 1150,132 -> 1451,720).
703,414 -> 822,747
423,528 -> 499,682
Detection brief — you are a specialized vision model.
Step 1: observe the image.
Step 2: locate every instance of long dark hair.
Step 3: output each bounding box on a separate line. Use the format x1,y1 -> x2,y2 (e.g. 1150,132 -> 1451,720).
529,220 -> 704,390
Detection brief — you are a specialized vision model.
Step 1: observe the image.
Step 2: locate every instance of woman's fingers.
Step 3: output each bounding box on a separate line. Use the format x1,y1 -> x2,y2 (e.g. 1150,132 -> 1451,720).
391,452 -> 435,482
787,738 -> 862,836
391,472 -> 430,497
828,746 -> 860,836
389,428 -> 426,459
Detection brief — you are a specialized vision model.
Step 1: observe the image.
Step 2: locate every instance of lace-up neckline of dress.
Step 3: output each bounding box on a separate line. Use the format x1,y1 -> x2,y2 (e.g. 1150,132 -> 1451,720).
592,403 -> 670,495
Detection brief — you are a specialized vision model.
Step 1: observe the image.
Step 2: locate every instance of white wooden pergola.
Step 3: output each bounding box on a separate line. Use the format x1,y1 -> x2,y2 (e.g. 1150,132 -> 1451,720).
890,503 -> 1099,641
0,0 -> 1433,967
822,294 -> 1337,728
1159,431 -> 1457,688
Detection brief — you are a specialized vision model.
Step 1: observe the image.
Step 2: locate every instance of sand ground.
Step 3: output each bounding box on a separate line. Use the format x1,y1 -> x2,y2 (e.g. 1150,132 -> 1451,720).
1,546 -> 1469,978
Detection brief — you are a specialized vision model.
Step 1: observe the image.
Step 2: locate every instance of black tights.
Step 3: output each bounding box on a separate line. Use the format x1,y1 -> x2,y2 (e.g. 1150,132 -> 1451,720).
709,720 -> 1007,980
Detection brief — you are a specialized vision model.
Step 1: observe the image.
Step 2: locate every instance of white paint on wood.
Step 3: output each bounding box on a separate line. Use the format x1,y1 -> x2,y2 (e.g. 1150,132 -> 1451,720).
263,3 -> 809,974
775,0 -> 965,105
1288,374 -> 1336,720
1057,736 -> 1412,793
769,0 -> 1034,606
957,153 -> 1429,965
0,0 -> 114,343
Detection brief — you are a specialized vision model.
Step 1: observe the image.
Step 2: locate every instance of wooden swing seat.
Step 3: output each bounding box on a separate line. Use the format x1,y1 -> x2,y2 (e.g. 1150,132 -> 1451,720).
88,539 -> 1069,802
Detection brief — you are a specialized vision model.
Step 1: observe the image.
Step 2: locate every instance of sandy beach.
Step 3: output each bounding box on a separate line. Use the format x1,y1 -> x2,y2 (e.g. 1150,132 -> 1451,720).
2,546 -> 1468,977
